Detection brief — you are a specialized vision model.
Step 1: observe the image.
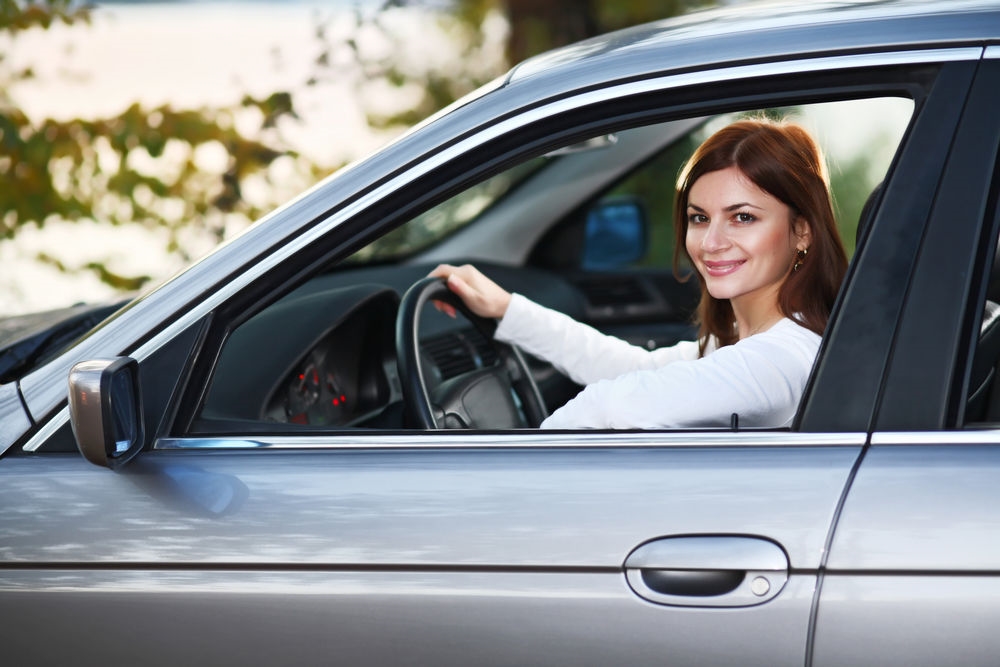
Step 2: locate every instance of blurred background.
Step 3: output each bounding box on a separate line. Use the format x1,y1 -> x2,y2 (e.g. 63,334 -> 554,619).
1,0 -> 732,315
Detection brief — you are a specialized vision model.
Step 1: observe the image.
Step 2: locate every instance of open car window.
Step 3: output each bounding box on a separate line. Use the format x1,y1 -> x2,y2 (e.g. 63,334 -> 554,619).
189,96 -> 913,435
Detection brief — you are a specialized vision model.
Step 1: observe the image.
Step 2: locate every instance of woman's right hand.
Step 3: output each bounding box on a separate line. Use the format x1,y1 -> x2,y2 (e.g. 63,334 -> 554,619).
428,264 -> 512,319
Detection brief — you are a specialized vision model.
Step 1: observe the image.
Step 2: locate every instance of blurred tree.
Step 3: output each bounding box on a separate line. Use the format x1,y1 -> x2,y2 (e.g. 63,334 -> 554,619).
1,0 -> 326,291
505,0 -> 712,63
2,0 -> 710,300
322,0 -> 714,132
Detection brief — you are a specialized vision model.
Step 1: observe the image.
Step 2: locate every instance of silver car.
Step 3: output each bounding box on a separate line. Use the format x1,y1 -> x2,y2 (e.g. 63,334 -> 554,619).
3,1 -> 1000,664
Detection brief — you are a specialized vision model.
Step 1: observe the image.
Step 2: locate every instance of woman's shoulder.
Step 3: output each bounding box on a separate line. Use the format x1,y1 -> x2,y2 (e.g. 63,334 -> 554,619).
706,318 -> 820,353
741,317 -> 822,357
769,317 -> 822,339
700,318 -> 819,362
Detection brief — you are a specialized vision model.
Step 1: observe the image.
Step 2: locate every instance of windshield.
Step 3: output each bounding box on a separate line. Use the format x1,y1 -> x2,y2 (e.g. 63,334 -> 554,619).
344,156 -> 551,264
0,301 -> 124,382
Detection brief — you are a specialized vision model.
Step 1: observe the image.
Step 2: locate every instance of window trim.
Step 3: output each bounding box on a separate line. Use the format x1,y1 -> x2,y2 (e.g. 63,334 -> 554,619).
155,430 -> 866,451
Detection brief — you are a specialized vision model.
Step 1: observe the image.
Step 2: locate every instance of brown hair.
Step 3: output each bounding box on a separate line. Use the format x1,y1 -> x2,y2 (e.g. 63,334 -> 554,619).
673,118 -> 847,355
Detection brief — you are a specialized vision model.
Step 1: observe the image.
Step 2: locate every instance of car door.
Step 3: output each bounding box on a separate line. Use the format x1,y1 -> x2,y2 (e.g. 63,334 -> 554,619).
0,53 -> 973,666
2,439 -> 861,665
811,55 -> 1000,667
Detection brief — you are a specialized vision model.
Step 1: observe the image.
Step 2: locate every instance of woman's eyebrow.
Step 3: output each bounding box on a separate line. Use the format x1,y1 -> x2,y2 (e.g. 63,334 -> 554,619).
687,201 -> 764,211
724,202 -> 764,212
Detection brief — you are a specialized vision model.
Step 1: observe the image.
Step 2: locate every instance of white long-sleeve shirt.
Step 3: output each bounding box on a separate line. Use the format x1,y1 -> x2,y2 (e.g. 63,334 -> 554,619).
494,293 -> 821,429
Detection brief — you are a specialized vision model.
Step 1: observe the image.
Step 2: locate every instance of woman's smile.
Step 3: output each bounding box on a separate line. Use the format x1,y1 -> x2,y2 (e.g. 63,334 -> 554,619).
703,259 -> 746,276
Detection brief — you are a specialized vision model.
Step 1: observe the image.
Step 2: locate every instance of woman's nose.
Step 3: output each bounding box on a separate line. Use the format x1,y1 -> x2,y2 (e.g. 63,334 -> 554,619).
700,220 -> 730,252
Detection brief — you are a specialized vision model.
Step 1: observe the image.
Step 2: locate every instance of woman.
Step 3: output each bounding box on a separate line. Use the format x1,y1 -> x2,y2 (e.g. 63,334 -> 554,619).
431,118 -> 848,429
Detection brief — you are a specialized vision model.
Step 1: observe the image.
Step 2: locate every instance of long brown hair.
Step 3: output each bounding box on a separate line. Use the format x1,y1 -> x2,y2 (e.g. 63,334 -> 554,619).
673,118 -> 847,355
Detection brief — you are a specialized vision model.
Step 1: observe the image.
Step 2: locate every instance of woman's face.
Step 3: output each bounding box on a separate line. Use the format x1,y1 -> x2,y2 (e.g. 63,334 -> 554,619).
685,166 -> 808,314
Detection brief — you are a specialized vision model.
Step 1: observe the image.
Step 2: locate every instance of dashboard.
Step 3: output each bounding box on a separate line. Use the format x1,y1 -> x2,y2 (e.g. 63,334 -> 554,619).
191,262 -> 694,433
198,284 -> 401,430
261,311 -> 397,427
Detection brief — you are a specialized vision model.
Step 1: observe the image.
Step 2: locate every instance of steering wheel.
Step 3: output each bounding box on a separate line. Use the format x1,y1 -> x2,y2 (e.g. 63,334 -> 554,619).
396,277 -> 549,429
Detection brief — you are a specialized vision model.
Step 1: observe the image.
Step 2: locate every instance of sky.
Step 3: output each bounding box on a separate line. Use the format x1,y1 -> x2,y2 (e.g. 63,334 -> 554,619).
11,1 -> 385,162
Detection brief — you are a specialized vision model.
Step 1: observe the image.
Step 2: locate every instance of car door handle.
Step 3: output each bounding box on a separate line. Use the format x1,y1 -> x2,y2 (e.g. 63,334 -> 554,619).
640,569 -> 746,597
623,535 -> 789,607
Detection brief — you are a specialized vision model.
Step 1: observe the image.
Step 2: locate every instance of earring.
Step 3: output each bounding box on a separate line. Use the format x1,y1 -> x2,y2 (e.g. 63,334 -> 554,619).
793,248 -> 808,272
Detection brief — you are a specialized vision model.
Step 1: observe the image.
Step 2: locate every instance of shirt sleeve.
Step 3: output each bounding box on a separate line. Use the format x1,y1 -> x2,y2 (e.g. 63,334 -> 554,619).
539,318 -> 821,430
494,293 -> 700,386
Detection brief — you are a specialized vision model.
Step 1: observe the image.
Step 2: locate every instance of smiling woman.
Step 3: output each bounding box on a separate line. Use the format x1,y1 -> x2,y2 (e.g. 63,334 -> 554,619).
431,118 -> 847,429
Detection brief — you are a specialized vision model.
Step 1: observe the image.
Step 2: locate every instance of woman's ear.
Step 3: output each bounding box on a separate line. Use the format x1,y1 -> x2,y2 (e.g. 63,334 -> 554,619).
793,216 -> 812,250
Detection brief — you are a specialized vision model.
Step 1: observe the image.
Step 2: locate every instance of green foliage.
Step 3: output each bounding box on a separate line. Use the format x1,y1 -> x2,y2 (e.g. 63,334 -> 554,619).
827,150 -> 879,257
1,1 -> 328,291
0,0 -> 89,34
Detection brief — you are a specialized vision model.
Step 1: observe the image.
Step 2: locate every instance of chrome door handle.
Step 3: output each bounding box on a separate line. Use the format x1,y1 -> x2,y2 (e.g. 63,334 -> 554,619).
623,535 -> 789,607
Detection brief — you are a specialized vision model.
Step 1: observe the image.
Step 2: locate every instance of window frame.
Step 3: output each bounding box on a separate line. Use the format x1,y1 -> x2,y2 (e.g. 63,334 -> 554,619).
868,57 -> 1000,431
85,53 -> 974,449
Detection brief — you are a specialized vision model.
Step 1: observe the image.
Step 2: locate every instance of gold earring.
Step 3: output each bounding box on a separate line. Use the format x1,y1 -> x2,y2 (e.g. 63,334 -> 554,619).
793,248 -> 808,272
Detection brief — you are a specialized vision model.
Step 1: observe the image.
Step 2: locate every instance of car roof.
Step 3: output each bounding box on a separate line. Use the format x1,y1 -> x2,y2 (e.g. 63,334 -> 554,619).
509,0 -> 1000,87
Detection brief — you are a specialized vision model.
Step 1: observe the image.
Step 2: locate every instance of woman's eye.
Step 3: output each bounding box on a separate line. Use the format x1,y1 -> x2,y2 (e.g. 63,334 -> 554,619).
688,213 -> 708,225
734,212 -> 756,224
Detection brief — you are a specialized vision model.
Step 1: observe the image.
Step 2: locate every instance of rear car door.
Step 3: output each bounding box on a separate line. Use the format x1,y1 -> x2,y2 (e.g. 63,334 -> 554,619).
811,54 -> 1000,666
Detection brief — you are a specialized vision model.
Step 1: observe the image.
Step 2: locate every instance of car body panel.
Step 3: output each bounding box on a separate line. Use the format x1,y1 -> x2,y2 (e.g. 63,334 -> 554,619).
826,441 -> 1000,571
811,576 -> 1000,667
1,441 -> 860,567
0,437 -> 861,666
2,570 -> 818,666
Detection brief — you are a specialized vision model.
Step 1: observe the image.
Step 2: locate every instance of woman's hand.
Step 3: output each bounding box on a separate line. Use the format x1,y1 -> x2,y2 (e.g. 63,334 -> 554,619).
428,264 -> 512,319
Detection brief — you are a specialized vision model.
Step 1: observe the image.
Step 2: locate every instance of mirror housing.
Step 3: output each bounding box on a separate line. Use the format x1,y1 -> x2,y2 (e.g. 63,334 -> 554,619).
582,196 -> 649,269
68,357 -> 144,469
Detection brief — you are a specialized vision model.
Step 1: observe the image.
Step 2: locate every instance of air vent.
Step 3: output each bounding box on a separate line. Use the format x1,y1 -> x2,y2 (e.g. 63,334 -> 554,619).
575,276 -> 652,307
422,327 -> 498,380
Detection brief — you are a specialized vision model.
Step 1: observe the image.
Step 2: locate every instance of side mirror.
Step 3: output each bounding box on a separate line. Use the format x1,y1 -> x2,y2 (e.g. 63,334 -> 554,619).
581,196 -> 649,270
68,357 -> 144,469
